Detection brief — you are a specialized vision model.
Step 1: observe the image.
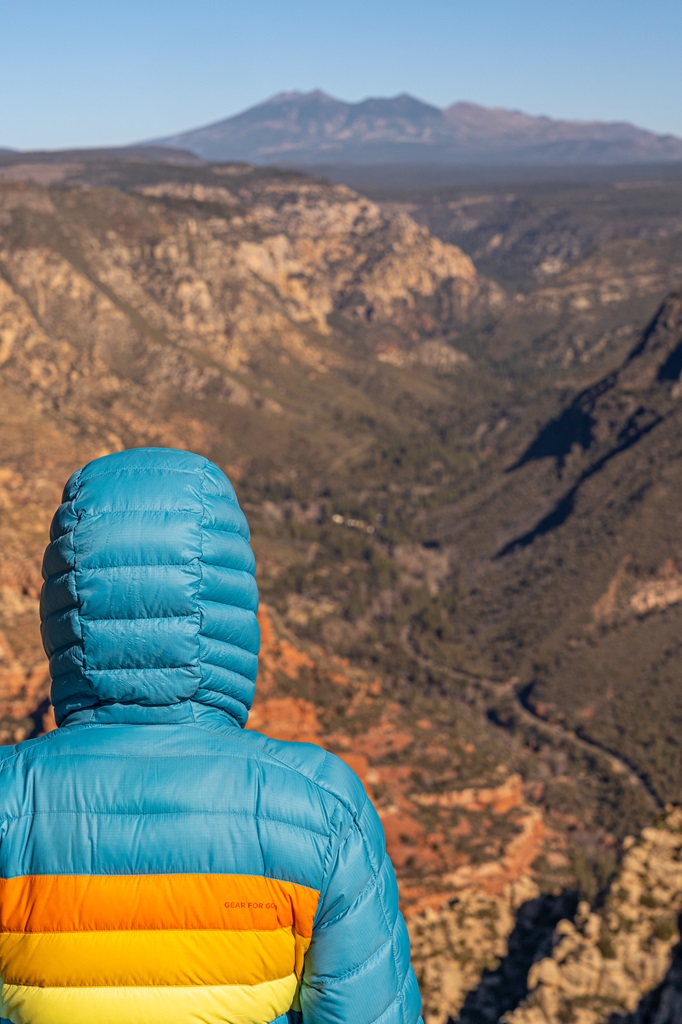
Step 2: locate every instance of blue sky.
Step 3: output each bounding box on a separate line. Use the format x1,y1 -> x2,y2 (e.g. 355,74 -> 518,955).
1,0 -> 681,150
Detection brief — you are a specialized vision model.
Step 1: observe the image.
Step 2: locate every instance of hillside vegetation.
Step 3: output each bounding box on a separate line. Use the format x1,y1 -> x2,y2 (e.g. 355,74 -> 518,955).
1,153 -> 682,1021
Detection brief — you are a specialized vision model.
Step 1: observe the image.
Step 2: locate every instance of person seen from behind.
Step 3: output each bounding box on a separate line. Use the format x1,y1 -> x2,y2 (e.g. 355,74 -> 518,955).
0,447 -> 423,1024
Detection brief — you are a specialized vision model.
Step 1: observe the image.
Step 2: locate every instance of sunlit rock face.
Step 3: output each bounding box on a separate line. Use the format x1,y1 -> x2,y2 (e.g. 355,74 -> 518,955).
505,810 -> 682,1024
1,156 -> 682,1024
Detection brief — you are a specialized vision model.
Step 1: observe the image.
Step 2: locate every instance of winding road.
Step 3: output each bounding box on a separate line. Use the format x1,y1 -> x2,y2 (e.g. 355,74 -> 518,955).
403,629 -> 664,814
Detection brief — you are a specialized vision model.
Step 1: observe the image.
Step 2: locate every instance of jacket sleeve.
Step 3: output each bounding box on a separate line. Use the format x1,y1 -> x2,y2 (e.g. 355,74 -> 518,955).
299,792 -> 423,1024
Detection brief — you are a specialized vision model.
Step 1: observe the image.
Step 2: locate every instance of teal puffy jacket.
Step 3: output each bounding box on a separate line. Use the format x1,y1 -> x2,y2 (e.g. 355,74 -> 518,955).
0,447 -> 422,1024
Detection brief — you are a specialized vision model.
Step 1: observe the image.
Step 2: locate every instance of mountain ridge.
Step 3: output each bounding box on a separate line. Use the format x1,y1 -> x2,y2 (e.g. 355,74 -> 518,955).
146,90 -> 682,166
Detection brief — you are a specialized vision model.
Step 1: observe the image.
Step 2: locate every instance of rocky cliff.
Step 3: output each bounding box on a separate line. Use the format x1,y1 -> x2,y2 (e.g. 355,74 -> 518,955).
505,809 -> 682,1024
402,810 -> 682,1024
1,155 -> 682,1024
0,162 -> 502,710
0,168 -> 497,375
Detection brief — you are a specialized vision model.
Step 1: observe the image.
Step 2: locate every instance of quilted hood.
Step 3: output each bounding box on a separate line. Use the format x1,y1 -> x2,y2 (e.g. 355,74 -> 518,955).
40,448 -> 259,728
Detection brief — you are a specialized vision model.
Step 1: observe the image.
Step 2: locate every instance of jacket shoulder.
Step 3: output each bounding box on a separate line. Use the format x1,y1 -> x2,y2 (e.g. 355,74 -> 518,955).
0,743 -> 16,768
0,730 -> 60,769
254,733 -> 367,820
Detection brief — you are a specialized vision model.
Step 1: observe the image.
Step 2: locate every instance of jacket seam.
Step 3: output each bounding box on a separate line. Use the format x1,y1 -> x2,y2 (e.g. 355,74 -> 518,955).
54,510 -> 247,528
367,841 -> 407,1024
314,796 -> 344,924
201,597 -> 257,612
0,727 -> 73,768
310,760 -> 370,928
197,460 -> 209,720
0,724 -> 353,797
367,990 -> 403,1024
372,847 -> 403,1024
68,507 -> 204,516
0,743 -> 329,779
183,726 -> 345,795
0,747 -> 329,771
0,870 -> 318,888
71,666 -> 197,673
193,685 -> 254,708
317,853 -> 379,931
0,923 -> 314,935
220,745 -> 357,817
197,641 -> 258,662
78,614 -> 201,623
69,467 -> 206,486
314,914 -> 400,982
0,808 -> 330,836
312,749 -> 371,819
71,472 -> 86,681
43,561 -> 253,581
44,637 -> 85,658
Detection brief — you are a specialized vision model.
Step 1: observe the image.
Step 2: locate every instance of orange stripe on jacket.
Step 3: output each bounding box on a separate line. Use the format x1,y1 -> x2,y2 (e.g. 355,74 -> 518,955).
0,874 -> 319,936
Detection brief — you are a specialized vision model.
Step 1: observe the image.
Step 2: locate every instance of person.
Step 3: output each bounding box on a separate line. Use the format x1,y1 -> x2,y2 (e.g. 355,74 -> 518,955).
0,447 -> 422,1024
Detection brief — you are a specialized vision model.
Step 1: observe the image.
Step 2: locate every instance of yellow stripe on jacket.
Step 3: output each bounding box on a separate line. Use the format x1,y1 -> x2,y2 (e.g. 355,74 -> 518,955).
0,977 -> 299,1024
0,927 -> 312,987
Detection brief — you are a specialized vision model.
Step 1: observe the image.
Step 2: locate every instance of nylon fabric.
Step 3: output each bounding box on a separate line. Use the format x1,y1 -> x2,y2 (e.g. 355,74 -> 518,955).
41,448 -> 258,727
0,928 -> 311,986
0,873 -> 318,934
0,977 -> 299,1024
0,449 -> 422,1024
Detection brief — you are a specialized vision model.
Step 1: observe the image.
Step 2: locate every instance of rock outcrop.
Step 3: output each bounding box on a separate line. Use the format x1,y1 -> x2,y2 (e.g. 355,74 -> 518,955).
3,156 -> 682,1024
0,172 -> 498,412
505,809 -> 682,1023
410,878 -> 543,1024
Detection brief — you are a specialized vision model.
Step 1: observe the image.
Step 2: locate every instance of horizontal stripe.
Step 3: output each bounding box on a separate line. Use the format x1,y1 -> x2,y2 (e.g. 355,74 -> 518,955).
0,927 -> 311,987
0,975 -> 298,1024
0,874 -> 319,936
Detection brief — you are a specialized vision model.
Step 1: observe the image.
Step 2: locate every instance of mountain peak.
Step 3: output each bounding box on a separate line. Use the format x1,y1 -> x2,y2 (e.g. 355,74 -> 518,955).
266,89 -> 338,106
353,93 -> 442,118
147,92 -> 682,166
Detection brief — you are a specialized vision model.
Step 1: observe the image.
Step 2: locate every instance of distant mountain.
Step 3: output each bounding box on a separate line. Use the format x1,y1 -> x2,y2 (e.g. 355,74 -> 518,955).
148,90 -> 682,166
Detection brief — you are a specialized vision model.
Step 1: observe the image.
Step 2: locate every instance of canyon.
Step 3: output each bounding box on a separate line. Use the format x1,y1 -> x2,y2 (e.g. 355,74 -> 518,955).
0,151 -> 681,1021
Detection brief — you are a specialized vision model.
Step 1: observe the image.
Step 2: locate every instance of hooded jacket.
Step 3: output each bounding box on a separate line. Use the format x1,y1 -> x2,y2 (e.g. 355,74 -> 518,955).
0,448 -> 422,1024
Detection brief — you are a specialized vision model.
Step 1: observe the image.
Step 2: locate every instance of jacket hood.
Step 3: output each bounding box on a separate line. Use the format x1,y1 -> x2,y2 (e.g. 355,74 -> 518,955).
40,448 -> 259,728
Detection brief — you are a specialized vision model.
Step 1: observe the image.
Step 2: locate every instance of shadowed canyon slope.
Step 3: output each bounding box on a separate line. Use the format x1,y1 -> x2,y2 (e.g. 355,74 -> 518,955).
1,154 -> 682,1022
469,292 -> 682,800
